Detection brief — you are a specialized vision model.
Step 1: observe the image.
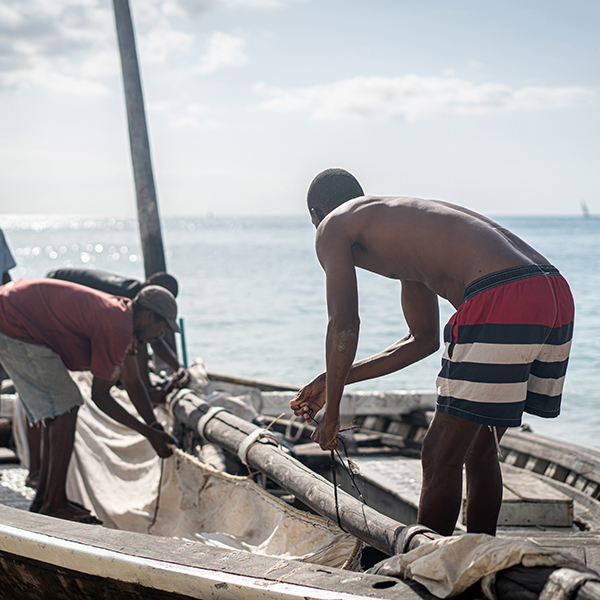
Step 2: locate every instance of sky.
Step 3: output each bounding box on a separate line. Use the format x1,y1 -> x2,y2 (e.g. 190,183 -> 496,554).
0,0 -> 598,217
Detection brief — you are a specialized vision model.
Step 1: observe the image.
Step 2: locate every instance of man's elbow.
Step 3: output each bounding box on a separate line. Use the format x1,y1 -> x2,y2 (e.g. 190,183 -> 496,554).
418,333 -> 440,358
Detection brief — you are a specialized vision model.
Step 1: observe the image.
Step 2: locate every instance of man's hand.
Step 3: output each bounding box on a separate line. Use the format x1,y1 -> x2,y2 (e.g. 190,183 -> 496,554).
146,427 -> 176,458
172,366 -> 190,389
290,375 -> 326,422
311,415 -> 340,451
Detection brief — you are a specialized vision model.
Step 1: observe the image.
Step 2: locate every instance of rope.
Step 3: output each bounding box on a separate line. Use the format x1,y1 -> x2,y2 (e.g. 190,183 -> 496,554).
241,413 -> 286,478
285,414 -> 308,443
306,409 -> 368,533
148,456 -> 165,532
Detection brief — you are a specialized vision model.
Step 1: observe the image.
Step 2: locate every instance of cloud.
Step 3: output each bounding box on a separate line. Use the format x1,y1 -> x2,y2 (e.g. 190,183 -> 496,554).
0,0 -> 114,94
253,74 -> 596,121
0,0 -> 265,93
198,32 -> 248,74
169,0 -> 302,17
138,26 -> 194,64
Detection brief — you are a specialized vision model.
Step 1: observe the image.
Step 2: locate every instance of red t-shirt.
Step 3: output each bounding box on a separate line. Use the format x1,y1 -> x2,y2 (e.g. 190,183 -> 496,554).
0,279 -> 134,381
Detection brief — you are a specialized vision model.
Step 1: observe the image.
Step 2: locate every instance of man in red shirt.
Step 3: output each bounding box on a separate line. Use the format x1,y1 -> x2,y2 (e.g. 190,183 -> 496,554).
0,278 -> 178,524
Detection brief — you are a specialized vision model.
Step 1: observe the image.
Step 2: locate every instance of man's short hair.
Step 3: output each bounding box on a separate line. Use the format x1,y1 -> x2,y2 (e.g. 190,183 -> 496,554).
145,272 -> 178,298
307,168 -> 364,215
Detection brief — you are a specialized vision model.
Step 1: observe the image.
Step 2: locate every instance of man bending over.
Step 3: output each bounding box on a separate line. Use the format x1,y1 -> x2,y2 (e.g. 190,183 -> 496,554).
46,268 -> 189,400
291,168 -> 574,536
0,279 -> 178,523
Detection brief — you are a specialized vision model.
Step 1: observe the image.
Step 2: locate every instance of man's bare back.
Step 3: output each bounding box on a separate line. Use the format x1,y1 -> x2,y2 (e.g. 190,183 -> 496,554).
318,196 -> 549,309
293,168 -> 573,538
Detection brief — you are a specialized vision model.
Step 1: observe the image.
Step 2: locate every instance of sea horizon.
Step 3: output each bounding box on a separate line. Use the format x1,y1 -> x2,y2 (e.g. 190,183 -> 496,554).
1,213 -> 599,449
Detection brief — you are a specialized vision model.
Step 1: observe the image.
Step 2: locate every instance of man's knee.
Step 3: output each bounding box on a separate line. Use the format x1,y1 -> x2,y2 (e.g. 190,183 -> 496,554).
422,411 -> 482,471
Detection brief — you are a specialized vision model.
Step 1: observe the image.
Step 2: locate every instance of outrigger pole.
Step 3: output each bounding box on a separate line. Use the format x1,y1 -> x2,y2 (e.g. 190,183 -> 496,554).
112,0 -> 167,279
112,0 -> 178,351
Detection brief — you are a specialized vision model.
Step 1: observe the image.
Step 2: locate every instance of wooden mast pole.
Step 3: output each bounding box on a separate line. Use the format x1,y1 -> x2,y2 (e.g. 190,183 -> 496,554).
112,0 -> 166,279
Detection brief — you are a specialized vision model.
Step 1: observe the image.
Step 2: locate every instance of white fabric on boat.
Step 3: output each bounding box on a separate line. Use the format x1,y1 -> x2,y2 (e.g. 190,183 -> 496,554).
63,370 -> 360,570
369,532 -> 594,598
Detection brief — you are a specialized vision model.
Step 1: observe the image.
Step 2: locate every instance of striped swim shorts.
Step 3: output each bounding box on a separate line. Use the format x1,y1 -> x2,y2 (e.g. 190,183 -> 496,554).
436,264 -> 574,428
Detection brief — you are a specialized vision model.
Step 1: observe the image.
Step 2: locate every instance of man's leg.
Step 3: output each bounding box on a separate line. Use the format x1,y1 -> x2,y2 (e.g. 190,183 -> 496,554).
30,407 -> 98,522
39,406 -> 78,517
464,425 -> 507,535
25,421 -> 42,488
417,412 -> 483,536
29,423 -> 51,513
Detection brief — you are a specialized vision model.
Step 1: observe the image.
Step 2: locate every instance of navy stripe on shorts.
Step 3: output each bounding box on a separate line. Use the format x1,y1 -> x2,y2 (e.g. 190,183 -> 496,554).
436,265 -> 574,428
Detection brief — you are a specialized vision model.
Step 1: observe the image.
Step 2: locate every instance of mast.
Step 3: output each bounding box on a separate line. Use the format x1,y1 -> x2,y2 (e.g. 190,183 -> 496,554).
113,0 -> 177,353
112,0 -> 166,279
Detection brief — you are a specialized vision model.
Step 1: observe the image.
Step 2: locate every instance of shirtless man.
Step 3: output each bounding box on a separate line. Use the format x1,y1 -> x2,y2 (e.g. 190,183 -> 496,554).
0,279 -> 178,523
291,168 -> 574,536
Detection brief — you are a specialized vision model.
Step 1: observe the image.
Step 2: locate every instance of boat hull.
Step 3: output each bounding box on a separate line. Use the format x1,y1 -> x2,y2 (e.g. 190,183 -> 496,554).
0,505 -> 429,600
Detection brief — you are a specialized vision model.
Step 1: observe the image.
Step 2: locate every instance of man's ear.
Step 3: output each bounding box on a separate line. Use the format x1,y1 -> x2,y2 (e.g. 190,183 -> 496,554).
310,207 -> 324,227
138,308 -> 154,326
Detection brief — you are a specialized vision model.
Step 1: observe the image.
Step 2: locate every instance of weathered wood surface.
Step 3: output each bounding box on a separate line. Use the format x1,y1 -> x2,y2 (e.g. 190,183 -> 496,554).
261,390 -> 437,418
0,504 -> 423,600
171,391 -> 600,599
112,0 -> 166,280
500,464 -> 573,527
502,429 -> 600,492
207,371 -> 298,393
334,454 -> 574,529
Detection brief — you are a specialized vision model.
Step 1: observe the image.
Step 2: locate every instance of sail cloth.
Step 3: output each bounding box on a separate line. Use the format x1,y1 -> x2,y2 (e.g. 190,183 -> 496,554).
369,533 -> 597,598
63,370 -> 360,570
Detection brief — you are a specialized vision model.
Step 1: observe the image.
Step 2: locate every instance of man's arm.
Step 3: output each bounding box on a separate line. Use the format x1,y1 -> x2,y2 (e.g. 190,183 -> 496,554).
150,338 -> 190,387
345,279 -> 440,383
91,376 -> 174,458
136,342 -> 153,389
303,223 -> 361,450
291,260 -> 440,446
119,353 -> 160,425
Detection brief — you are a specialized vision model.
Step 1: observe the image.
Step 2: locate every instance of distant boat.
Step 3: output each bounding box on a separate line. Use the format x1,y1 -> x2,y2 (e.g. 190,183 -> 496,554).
581,201 -> 591,218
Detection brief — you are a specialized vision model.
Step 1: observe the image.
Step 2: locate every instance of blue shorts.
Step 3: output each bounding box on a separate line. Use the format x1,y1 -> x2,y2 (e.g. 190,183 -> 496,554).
436,265 -> 574,428
0,331 -> 83,423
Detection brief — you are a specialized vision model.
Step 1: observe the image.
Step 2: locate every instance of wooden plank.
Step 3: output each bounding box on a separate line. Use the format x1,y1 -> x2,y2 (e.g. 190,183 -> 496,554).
206,372 -> 298,392
260,390 -> 437,418
0,504 -> 429,600
501,430 -> 600,487
502,466 -> 573,502
498,464 -> 573,527
342,456 -> 423,527
349,456 -> 423,510
347,456 -> 573,528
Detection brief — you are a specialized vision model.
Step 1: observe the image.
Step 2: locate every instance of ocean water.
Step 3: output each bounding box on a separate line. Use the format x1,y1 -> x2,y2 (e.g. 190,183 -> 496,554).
1,214 -> 599,448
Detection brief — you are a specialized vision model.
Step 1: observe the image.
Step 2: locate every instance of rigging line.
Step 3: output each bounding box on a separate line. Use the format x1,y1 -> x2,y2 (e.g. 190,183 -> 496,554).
148,456 -> 165,533
305,408 -> 369,533
331,448 -> 346,532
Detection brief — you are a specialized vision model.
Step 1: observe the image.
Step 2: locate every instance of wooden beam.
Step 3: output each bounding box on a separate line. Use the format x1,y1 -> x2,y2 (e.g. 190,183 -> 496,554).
112,0 -> 166,279
170,391 -> 407,556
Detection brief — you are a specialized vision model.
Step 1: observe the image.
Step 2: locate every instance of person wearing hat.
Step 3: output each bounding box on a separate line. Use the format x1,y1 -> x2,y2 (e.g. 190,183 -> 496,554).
46,268 -> 189,400
0,278 -> 178,524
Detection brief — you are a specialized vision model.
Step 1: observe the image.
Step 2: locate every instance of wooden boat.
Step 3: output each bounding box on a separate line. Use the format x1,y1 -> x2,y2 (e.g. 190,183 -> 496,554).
3,370 -> 600,599
250,386 -> 600,571
0,375 -> 423,600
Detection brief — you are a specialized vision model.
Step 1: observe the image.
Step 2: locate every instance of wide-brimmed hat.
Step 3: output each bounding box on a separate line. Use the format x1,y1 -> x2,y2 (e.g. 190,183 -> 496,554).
135,285 -> 181,333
